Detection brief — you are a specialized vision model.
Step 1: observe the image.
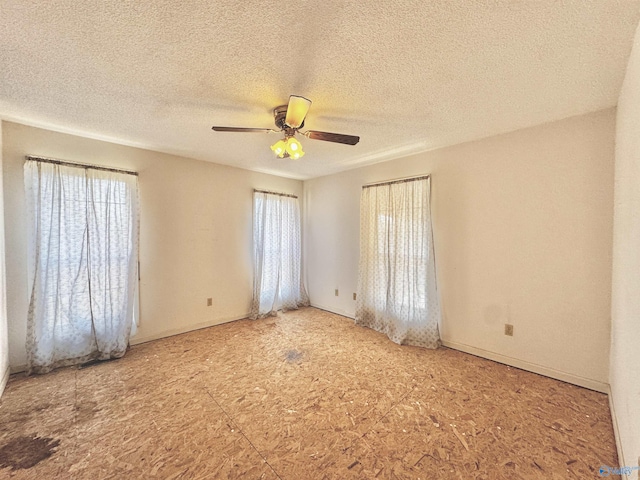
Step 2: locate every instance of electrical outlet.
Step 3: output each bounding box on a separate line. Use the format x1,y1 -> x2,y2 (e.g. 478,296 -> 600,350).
353,292 -> 357,300
504,324 -> 513,336
207,298 -> 213,306
335,289 -> 339,296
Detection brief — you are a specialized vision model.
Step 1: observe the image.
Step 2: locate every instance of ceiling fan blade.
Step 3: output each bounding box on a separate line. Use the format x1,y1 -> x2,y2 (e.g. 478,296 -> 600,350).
212,126 -> 275,133
285,95 -> 312,129
306,130 -> 360,145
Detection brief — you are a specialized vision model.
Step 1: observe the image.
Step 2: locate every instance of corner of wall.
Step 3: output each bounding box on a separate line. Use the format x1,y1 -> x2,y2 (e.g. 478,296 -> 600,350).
608,387 -> 633,480
609,17 -> 640,480
0,119 -> 10,397
0,364 -> 8,397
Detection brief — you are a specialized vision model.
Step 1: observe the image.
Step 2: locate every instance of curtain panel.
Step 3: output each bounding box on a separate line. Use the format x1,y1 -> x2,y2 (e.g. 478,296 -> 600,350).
24,160 -> 139,374
355,177 -> 440,348
250,191 -> 308,318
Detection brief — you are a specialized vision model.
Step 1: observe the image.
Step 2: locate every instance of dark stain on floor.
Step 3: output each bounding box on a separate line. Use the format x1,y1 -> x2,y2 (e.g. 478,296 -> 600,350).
285,349 -> 303,363
74,399 -> 100,423
0,403 -> 51,431
0,435 -> 60,470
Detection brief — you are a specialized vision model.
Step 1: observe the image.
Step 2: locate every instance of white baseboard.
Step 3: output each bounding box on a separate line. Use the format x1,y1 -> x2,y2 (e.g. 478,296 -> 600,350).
310,305 -> 609,393
7,314 -> 252,375
310,302 -> 355,319
608,387 -> 633,480
10,364 -> 26,375
130,313 -> 250,346
442,339 -> 609,393
6,308 -> 610,394
0,365 -> 9,397
311,305 -> 608,393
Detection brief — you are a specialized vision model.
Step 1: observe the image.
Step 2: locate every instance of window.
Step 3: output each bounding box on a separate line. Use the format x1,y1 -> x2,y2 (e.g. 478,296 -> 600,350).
24,159 -> 139,374
250,190 -> 308,318
356,176 -> 440,348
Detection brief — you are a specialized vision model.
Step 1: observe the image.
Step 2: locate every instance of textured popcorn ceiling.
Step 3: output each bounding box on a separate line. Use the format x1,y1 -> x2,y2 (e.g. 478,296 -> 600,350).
1,1 -> 639,179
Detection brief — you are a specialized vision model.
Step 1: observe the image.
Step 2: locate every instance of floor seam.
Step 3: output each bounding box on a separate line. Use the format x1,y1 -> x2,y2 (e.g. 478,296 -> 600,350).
204,388 -> 284,480
73,368 -> 79,469
342,384 -> 415,462
369,386 -> 414,430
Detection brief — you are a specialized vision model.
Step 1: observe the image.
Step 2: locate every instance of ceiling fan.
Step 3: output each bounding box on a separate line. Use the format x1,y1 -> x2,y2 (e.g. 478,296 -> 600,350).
212,95 -> 360,159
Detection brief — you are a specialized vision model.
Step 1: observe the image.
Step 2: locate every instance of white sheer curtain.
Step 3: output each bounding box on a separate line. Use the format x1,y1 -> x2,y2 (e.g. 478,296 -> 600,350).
24,160 -> 139,374
355,176 -> 440,348
250,191 -> 308,318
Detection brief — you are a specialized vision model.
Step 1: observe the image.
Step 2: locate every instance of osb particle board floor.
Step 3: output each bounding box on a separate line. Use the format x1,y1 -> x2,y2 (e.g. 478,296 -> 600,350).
0,307 -> 616,479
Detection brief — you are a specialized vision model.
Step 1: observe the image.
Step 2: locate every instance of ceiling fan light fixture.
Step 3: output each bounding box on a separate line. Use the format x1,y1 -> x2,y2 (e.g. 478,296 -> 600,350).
285,137 -> 304,159
270,139 -> 287,157
213,95 -> 359,158
284,95 -> 312,128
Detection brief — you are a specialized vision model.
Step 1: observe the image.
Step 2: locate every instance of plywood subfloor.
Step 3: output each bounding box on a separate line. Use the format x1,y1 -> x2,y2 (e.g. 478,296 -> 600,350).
0,307 -> 616,479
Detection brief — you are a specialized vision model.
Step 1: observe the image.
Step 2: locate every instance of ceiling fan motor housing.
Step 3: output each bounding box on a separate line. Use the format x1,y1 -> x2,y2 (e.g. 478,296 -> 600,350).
274,105 -> 303,133
213,97 -> 359,148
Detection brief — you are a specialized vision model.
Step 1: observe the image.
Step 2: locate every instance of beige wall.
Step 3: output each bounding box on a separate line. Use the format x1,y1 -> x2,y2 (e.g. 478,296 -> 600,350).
0,121 -> 8,395
304,109 -> 615,391
2,121 -> 302,370
611,21 -> 640,478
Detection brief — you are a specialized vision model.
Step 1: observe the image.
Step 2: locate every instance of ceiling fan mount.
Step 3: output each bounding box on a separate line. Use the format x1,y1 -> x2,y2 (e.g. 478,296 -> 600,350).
273,104 -> 301,133
212,95 -> 360,159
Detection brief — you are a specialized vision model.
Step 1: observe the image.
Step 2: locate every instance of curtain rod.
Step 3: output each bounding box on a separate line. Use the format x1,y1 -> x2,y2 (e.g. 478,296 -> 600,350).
362,174 -> 430,189
25,155 -> 138,176
254,189 -> 298,199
